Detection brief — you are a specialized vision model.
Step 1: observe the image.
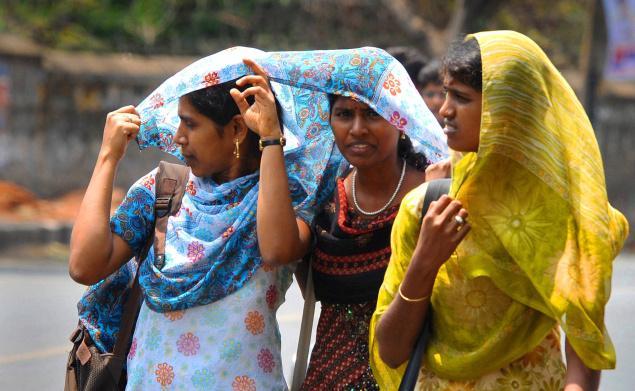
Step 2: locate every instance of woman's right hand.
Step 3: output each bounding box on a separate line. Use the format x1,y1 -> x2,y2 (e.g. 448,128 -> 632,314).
99,105 -> 141,163
412,194 -> 470,272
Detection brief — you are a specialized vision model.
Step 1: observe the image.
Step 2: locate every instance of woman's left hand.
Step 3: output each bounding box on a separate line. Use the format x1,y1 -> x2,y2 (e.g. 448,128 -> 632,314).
230,59 -> 282,138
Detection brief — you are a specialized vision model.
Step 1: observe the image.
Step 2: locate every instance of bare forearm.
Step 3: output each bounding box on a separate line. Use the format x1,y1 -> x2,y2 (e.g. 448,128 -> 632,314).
377,193 -> 470,367
565,339 -> 601,391
257,145 -> 306,264
231,60 -> 311,264
69,154 -> 119,284
376,249 -> 439,367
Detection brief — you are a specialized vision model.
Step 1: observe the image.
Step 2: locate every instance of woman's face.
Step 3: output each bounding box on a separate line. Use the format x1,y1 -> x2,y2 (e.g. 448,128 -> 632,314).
330,96 -> 399,169
175,96 -> 236,178
439,75 -> 482,152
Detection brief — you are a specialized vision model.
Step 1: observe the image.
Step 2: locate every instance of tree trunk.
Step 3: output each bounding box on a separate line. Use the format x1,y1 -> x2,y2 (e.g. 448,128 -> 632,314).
381,0 -> 505,58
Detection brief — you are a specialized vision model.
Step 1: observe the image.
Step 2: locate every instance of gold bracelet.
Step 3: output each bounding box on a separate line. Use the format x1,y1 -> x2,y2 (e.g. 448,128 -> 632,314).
398,283 -> 429,303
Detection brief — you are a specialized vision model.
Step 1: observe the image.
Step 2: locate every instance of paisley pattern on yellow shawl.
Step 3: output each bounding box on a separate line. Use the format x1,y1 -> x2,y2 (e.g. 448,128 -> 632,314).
369,30 -> 629,387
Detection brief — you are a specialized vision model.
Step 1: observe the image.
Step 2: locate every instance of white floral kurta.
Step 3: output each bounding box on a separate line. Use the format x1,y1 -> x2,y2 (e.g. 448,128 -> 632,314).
125,264 -> 293,390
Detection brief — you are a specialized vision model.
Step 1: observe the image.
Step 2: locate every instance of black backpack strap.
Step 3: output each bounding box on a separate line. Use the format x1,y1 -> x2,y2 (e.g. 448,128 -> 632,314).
111,161 -> 190,375
399,178 -> 451,391
421,178 -> 451,223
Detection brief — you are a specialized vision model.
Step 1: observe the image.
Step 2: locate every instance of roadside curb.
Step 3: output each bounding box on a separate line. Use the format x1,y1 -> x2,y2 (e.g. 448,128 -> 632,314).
0,221 -> 73,251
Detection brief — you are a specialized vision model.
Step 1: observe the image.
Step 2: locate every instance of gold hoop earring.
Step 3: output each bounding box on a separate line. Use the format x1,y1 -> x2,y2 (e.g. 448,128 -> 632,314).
233,139 -> 240,159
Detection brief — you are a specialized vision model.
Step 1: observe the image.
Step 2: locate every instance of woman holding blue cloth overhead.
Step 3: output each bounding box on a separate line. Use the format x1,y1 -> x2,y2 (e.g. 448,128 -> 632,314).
69,46 -> 447,390
69,47 -> 345,390
234,48 -> 448,389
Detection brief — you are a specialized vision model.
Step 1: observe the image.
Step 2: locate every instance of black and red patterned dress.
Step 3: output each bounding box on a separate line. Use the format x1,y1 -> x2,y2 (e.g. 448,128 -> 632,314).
300,178 -> 398,391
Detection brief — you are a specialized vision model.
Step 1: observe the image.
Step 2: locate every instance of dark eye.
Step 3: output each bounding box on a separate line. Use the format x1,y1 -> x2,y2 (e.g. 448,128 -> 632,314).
448,90 -> 469,103
333,109 -> 352,118
366,110 -> 381,119
180,121 -> 194,131
454,94 -> 470,103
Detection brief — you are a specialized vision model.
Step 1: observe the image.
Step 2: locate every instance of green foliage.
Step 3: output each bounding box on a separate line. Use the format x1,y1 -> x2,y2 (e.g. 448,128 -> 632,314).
0,0 -> 590,68
490,0 -> 589,67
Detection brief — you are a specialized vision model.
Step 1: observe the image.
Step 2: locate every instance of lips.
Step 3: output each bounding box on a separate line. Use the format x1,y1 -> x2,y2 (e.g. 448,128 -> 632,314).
346,142 -> 375,155
443,122 -> 458,135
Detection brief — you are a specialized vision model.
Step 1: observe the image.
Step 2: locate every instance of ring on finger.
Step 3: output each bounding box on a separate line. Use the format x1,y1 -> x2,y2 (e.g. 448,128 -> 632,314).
454,215 -> 465,225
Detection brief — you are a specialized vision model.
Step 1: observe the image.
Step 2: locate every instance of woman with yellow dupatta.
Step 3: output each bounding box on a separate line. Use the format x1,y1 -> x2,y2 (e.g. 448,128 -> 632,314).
370,31 -> 629,390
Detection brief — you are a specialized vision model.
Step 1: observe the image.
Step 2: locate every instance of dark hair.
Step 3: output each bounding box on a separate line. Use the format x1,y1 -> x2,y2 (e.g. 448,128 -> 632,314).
185,79 -> 283,159
385,46 -> 428,87
441,37 -> 482,92
327,94 -> 430,172
186,79 -> 249,128
398,133 -> 429,171
417,60 -> 441,88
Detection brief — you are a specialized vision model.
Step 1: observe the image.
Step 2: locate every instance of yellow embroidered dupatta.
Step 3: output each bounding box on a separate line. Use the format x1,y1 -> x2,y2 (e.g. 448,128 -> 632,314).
370,30 -> 629,387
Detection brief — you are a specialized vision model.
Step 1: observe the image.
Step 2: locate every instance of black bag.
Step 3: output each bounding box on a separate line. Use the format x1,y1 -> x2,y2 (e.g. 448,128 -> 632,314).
64,161 -> 190,391
398,178 -> 450,391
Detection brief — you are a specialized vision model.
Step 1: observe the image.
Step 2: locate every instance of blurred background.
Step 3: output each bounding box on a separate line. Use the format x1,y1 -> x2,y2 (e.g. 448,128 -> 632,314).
0,0 -> 633,240
0,1 -> 633,390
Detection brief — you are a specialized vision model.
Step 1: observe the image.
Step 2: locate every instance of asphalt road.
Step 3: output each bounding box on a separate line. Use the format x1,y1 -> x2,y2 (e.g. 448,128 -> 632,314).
0,254 -> 633,390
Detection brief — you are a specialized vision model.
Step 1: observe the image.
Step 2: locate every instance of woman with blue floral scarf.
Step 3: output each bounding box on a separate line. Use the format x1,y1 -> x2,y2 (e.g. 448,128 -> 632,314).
233,49 -> 448,389
69,46 -> 447,390
69,47 -> 346,390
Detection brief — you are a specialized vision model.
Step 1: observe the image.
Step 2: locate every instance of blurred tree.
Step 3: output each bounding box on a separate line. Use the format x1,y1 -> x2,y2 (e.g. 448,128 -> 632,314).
491,0 -> 589,68
380,0 -> 506,58
0,0 -> 589,68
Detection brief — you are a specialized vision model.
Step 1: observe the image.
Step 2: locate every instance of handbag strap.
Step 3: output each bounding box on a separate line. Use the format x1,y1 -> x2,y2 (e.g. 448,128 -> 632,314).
290,258 -> 316,391
398,178 -> 451,391
111,161 -> 190,360
420,179 -> 451,224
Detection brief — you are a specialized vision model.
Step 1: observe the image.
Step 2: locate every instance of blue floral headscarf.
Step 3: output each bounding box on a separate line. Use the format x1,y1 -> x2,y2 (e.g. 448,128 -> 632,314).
137,47 -> 446,162
78,46 -> 447,353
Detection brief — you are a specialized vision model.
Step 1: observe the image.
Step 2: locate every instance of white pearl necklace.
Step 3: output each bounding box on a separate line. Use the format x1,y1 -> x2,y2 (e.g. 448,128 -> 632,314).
352,159 -> 406,216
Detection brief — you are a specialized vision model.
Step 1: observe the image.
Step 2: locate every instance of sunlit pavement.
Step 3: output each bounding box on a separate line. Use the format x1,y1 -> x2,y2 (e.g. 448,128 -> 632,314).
0,254 -> 633,390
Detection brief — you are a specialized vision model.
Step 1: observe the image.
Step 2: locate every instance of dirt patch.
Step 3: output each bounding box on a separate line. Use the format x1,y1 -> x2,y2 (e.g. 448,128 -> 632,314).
0,181 -> 125,222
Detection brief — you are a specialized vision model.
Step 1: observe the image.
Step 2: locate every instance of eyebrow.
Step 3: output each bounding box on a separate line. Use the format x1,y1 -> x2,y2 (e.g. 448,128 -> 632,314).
332,104 -> 372,111
444,86 -> 469,96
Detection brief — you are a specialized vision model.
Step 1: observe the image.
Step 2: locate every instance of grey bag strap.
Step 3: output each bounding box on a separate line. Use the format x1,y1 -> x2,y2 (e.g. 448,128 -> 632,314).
290,260 -> 316,391
152,161 -> 190,270
421,179 -> 451,222
112,161 -> 190,361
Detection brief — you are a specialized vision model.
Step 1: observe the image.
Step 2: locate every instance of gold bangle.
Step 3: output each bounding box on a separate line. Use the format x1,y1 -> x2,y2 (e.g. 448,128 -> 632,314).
398,283 -> 429,303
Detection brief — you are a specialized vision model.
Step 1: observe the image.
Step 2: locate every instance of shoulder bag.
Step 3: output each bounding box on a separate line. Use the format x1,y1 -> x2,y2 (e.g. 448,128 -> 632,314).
64,161 -> 190,391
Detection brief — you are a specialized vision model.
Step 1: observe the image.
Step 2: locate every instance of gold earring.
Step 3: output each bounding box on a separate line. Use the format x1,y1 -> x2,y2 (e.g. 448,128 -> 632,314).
400,131 -> 406,140
233,139 -> 240,159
